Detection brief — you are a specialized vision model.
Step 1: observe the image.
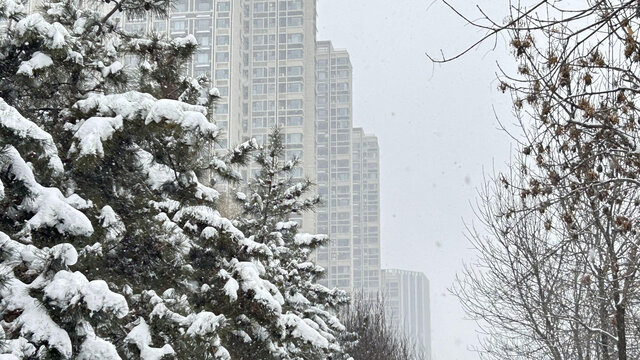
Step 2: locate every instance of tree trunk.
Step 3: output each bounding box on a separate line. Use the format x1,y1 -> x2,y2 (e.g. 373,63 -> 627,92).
598,272 -> 610,360
615,302 -> 626,360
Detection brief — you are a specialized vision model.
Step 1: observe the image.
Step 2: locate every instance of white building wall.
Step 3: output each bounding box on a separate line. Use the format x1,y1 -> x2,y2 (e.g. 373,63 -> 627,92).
382,269 -> 432,358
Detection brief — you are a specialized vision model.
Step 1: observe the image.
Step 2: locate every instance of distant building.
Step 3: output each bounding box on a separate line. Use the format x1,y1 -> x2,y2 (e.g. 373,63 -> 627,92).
382,269 -> 431,358
313,40 -> 381,297
238,0 -> 318,232
314,40 -> 355,291
351,128 -> 381,297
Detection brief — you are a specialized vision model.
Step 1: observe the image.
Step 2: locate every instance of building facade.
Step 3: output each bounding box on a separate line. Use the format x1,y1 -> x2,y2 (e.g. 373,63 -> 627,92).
240,0 -> 317,231
382,269 -> 431,358
314,42 -> 381,297
352,128 -> 381,297
314,40 -> 354,291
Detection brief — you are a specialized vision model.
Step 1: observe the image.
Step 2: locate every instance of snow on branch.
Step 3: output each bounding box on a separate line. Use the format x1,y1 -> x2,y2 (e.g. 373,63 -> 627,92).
70,115 -> 123,158
14,14 -> 69,50
0,146 -> 93,237
125,319 -> 175,360
0,98 -> 63,175
44,271 -> 129,318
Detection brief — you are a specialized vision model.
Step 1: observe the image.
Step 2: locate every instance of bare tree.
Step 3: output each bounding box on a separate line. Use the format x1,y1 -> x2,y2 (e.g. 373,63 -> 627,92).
430,1 -> 640,359
339,293 -> 427,360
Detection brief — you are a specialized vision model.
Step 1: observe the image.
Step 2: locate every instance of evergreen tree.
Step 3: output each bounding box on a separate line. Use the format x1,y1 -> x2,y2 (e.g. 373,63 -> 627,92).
230,128 -> 351,360
1,1 -> 353,359
0,0 -> 278,358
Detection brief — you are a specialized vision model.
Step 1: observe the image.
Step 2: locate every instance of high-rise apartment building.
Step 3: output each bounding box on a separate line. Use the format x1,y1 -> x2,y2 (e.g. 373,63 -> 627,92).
241,0 -> 317,231
382,269 -> 431,358
314,40 -> 354,291
120,0 -> 317,231
352,128 -> 381,297
314,42 -> 381,297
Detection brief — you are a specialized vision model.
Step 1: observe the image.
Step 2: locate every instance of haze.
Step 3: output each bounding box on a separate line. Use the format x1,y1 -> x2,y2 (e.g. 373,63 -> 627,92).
318,1 -> 516,359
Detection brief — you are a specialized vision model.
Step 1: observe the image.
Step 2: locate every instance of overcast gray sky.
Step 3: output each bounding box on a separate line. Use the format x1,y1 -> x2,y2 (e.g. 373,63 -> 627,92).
317,1 -> 517,359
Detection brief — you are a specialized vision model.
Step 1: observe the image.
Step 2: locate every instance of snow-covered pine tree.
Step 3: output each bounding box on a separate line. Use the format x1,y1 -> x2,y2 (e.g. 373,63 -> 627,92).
229,128 -> 352,360
0,0 -> 283,358
0,96 -> 128,360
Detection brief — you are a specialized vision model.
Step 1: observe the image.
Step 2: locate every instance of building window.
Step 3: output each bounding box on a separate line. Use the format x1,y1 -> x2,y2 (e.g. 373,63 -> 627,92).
280,33 -> 303,44
215,52 -> 229,62
337,108 -> 349,116
216,1 -> 230,11
128,13 -> 145,22
195,52 -> 210,64
288,16 -> 302,26
252,19 -> 261,28
286,49 -> 303,59
286,133 -> 303,144
287,82 -> 302,92
253,101 -> 275,111
287,66 -> 303,76
171,20 -> 187,32
195,19 -> 210,31
253,1 -> 266,12
196,0 -> 211,11
283,99 -> 302,109
197,35 -> 210,47
287,116 -> 303,126
173,0 -> 188,12
215,104 -> 228,114
125,23 -> 145,34
252,117 -> 264,128
194,68 -> 209,77
253,51 -> 266,62
287,150 -> 303,160
252,35 -> 264,45
216,18 -> 230,28
215,69 -> 229,79
215,35 -> 230,45
288,33 -> 303,43
252,84 -> 266,94
153,21 -> 166,33
287,0 -> 302,10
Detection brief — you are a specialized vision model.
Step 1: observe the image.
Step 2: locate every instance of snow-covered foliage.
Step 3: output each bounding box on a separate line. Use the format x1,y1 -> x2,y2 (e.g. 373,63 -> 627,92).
231,128 -> 352,359
0,0 -> 349,358
1,0 -> 241,357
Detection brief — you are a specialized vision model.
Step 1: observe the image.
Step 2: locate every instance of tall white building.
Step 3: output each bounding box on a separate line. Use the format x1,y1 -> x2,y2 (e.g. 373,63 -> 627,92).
382,269 -> 431,358
314,41 -> 381,297
314,40 -> 354,291
120,0 -> 317,231
240,0 -> 317,231
352,128 -> 381,297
